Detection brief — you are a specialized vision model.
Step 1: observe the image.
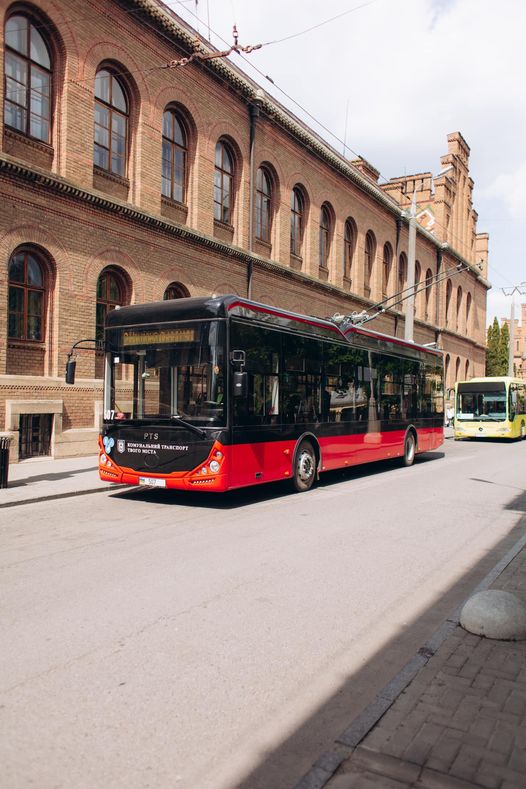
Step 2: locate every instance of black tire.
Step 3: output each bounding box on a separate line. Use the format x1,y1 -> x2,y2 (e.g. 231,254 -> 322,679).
292,441 -> 316,492
402,431 -> 416,467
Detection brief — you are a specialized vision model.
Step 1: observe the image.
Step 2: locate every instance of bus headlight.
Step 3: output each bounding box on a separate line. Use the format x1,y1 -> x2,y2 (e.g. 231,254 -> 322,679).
209,460 -> 220,473
201,466 -> 208,475
100,453 -> 107,465
214,451 -> 223,459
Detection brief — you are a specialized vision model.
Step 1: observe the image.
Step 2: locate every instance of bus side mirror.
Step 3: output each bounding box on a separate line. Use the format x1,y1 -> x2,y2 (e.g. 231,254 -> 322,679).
65,358 -> 76,385
233,370 -> 248,397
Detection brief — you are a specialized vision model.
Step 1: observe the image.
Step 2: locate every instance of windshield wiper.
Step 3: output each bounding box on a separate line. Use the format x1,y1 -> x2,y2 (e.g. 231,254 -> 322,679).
170,414 -> 207,438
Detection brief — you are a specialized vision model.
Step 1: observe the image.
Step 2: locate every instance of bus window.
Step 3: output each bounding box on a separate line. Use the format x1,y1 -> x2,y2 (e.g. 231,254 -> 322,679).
322,344 -> 369,423
373,353 -> 404,423
282,336 -> 322,423
403,359 -> 420,419
231,322 -> 280,425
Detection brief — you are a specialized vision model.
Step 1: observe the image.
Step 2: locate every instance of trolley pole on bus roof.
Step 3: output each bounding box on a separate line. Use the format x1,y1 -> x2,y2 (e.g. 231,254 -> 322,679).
502,284 -> 526,377
404,192 -> 417,343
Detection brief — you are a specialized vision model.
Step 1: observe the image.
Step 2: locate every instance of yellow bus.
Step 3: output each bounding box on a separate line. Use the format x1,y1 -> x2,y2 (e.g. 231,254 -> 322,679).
454,377 -> 526,440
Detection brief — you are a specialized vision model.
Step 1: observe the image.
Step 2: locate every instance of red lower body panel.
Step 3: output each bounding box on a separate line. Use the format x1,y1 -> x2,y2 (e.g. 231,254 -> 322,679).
99,428 -> 444,492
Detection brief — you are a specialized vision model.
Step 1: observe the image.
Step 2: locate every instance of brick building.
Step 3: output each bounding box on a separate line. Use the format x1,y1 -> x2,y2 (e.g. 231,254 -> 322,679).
0,0 -> 490,461
502,304 -> 526,379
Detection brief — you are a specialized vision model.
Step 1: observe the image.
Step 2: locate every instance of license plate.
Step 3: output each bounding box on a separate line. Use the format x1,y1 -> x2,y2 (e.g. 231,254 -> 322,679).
139,476 -> 166,488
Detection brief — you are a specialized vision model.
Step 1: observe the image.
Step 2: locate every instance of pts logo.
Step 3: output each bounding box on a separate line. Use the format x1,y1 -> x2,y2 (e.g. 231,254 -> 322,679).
143,432 -> 159,440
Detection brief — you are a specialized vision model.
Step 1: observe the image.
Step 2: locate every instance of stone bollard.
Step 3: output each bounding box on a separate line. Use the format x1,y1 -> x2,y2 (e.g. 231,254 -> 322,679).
460,589 -> 526,640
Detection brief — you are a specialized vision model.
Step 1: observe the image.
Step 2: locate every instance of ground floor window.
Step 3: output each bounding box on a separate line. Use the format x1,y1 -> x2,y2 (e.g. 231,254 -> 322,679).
19,413 -> 52,459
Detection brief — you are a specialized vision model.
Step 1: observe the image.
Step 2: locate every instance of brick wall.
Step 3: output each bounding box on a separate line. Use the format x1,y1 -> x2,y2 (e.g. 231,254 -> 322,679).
0,0 -> 489,456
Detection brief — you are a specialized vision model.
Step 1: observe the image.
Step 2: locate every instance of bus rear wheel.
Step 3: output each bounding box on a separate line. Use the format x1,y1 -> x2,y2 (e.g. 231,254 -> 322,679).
293,441 -> 316,492
402,431 -> 416,467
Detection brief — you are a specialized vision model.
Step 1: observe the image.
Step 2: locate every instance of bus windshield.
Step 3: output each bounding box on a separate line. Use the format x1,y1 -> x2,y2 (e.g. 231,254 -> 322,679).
106,319 -> 226,426
457,389 -> 507,421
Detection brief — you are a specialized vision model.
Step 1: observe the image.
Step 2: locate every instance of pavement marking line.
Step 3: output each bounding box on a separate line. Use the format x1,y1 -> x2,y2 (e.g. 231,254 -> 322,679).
293,522 -> 526,789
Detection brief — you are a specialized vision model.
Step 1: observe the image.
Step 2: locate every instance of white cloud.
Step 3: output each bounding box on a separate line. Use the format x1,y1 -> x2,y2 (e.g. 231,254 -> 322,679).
479,164 -> 526,220
170,0 -> 526,315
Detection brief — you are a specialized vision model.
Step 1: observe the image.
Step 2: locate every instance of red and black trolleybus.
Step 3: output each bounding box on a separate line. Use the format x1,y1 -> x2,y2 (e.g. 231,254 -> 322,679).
97,295 -> 444,492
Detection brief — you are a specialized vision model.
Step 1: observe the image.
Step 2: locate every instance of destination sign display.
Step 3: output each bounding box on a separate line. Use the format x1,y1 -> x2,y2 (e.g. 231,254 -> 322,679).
122,328 -> 197,346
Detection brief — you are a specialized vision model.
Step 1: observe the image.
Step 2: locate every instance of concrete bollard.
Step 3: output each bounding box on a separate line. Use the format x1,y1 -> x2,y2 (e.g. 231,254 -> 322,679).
460,590 -> 526,640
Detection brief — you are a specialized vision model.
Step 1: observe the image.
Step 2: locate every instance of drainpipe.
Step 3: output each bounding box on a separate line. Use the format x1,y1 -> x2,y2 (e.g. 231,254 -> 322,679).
247,91 -> 264,300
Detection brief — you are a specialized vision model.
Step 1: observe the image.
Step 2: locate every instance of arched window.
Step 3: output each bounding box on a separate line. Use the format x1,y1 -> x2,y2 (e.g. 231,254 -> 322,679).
445,354 -> 450,389
8,248 -> 46,341
290,186 -> 304,257
382,242 -> 393,298
96,267 -> 126,341
214,140 -> 234,224
164,282 -> 189,300
455,356 -> 461,381
415,261 -> 421,292
398,253 -> 407,295
4,13 -> 52,142
465,359 -> 470,379
94,68 -> 129,176
364,231 -> 376,293
319,204 -> 331,269
445,279 -> 453,324
256,167 -> 272,242
456,286 -> 463,329
162,109 -> 187,203
344,219 -> 356,280
466,292 -> 472,330
413,261 -> 421,317
425,268 -> 433,318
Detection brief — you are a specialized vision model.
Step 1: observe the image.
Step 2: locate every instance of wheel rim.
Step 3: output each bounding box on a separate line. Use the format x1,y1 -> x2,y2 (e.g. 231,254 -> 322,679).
297,449 -> 314,485
406,435 -> 415,462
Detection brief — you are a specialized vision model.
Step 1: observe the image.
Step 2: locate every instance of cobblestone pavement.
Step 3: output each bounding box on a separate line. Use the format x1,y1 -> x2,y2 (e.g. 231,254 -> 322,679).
322,538 -> 526,789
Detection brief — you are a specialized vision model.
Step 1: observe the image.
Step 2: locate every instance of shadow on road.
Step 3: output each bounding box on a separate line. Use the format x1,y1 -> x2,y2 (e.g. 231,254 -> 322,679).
110,450 -> 445,511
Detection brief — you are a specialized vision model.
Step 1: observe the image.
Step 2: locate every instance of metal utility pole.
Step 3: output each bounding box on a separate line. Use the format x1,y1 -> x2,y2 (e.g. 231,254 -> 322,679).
502,284 -> 526,376
404,192 -> 417,342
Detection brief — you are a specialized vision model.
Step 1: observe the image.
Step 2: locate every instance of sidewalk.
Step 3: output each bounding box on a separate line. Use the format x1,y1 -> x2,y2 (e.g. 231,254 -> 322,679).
298,531 -> 526,789
0,454 -> 123,507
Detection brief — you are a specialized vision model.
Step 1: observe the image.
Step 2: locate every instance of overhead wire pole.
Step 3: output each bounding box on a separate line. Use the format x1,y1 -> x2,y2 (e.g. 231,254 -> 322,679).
502,284 -> 526,376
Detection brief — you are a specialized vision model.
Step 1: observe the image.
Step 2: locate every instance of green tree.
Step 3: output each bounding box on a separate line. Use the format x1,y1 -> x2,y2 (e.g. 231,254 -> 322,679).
499,321 -> 510,375
486,318 -> 510,376
486,317 -> 501,375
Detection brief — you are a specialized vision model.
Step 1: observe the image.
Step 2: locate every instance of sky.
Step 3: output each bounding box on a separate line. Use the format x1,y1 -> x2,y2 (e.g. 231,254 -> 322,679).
169,0 -> 526,326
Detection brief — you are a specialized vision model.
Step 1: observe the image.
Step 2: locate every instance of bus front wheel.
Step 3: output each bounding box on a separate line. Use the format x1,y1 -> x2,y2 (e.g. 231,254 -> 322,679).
402,431 -> 416,467
293,441 -> 316,492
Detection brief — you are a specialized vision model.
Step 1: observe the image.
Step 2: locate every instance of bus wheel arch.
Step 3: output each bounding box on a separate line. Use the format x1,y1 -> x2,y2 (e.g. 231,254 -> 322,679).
520,422 -> 525,440
402,427 -> 417,467
292,434 -> 320,492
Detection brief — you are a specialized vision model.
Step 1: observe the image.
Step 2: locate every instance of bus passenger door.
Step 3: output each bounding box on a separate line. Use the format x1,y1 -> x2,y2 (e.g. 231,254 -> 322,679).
231,369 -> 286,487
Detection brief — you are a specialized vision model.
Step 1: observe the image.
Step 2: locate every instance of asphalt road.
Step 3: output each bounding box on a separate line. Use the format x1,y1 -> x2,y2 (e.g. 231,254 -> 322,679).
1,436 -> 526,789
